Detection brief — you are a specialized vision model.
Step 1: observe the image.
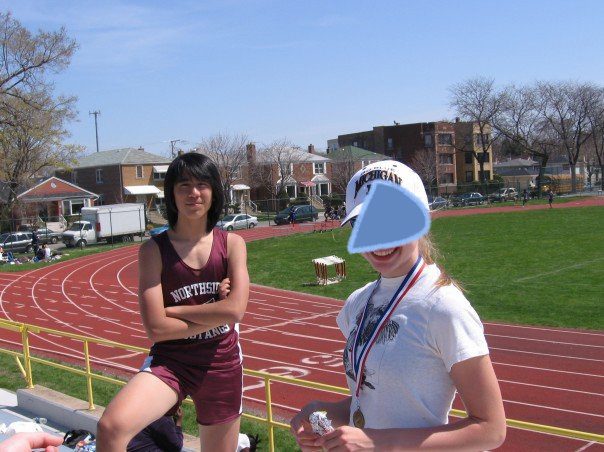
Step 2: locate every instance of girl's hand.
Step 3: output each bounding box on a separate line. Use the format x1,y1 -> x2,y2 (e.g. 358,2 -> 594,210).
218,278 -> 230,300
317,426 -> 377,451
291,401 -> 323,451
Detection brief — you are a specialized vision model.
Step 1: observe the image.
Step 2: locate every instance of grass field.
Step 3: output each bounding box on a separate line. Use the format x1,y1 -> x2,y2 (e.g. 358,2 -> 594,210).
247,206 -> 604,330
0,353 -> 297,451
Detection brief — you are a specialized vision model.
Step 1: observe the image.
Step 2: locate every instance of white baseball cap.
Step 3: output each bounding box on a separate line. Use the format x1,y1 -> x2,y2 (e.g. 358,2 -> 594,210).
341,160 -> 429,227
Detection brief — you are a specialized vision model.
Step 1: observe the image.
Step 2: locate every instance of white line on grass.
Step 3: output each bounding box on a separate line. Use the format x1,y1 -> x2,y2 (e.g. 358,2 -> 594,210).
515,257 -> 604,282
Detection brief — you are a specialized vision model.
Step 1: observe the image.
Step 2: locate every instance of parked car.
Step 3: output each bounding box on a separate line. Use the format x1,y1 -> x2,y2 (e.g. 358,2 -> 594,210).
428,196 -> 448,210
0,232 -> 34,253
489,188 -> 519,202
216,214 -> 258,230
450,192 -> 485,207
148,225 -> 169,237
274,205 -> 319,225
34,227 -> 62,244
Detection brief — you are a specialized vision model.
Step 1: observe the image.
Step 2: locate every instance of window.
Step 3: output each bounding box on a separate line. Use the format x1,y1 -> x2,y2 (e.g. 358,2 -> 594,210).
438,134 -> 453,145
279,163 -> 294,177
353,141 -> 358,147
477,152 -> 490,163
286,185 -> 296,198
319,183 -> 329,196
441,173 -> 454,184
479,170 -> 491,180
136,165 -> 144,178
424,134 -> 433,147
96,168 -> 103,184
314,162 -> 325,174
387,138 -> 393,149
439,154 -> 453,164
475,134 -> 490,147
466,171 -> 473,182
465,152 -> 473,164
154,171 -> 165,181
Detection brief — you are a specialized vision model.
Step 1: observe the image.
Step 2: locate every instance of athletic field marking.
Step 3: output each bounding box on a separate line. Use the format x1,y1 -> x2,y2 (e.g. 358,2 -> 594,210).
493,361 -> 604,379
502,399 -> 604,418
88,256 -> 139,315
491,347 -> 604,363
249,298 -> 339,318
575,441 -> 596,451
484,321 -> 604,337
487,334 -> 604,349
244,354 -> 343,376
103,330 -> 120,334
499,379 -> 604,397
117,260 -> 137,296
240,337 -> 341,357
242,325 -> 344,344
131,334 -> 148,339
107,351 -> 143,360
242,309 -> 341,334
515,257 -> 604,282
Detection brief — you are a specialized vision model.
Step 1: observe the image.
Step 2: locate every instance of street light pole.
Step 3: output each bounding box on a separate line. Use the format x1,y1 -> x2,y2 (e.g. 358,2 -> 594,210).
89,111 -> 101,152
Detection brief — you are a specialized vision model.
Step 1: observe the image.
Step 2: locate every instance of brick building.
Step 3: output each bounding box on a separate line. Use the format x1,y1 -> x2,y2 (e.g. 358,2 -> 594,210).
56,148 -> 171,212
335,120 -> 493,193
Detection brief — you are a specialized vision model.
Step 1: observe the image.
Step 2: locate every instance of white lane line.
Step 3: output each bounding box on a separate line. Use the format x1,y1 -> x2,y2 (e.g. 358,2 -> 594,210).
487,334 -> 604,349
575,441 -> 597,451
15,314 -> 27,318
107,351 -> 144,360
484,321 -> 604,338
256,307 -> 274,312
79,326 -> 93,330
131,334 -> 148,339
492,361 -> 604,379
104,330 -> 120,334
242,309 -> 341,334
502,399 -> 604,418
516,257 -> 604,282
87,255 -> 139,316
240,337 -> 340,358
490,346 -> 604,363
241,325 -> 344,344
499,379 -> 604,397
81,304 -> 93,307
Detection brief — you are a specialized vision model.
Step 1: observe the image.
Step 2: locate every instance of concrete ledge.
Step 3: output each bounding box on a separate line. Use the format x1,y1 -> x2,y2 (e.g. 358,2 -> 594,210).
16,385 -> 199,451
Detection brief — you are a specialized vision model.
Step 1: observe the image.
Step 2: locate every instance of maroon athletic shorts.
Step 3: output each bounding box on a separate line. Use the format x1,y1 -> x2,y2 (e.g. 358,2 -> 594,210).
140,354 -> 243,425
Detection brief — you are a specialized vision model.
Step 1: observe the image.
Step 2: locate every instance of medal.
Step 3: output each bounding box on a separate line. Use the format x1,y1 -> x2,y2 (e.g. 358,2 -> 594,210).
353,407 -> 365,428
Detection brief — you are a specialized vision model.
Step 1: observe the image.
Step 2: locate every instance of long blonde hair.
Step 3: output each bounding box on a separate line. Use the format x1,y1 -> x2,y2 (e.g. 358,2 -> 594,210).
418,233 -> 462,290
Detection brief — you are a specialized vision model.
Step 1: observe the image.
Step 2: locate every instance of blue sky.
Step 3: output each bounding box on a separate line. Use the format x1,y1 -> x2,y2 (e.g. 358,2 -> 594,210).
2,0 -> 604,157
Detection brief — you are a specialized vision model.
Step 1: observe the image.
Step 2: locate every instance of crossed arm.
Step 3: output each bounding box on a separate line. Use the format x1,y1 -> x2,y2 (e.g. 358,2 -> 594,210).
138,233 -> 249,343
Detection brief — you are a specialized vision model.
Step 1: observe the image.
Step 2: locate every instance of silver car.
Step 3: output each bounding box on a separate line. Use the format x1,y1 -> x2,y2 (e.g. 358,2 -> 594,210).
217,214 -> 258,230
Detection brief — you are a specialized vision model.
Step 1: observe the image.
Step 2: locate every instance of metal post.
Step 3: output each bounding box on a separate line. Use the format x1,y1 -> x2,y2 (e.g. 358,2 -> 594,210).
83,340 -> 95,410
89,111 -> 101,153
21,326 -> 34,388
264,375 -> 275,452
109,209 -> 113,247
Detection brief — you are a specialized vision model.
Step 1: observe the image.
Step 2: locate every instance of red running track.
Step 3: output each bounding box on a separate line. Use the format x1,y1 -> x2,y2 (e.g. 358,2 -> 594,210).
0,202 -> 602,451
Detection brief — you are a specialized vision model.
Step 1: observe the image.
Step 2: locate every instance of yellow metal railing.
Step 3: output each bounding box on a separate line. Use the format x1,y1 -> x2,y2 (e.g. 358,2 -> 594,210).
0,320 -> 602,451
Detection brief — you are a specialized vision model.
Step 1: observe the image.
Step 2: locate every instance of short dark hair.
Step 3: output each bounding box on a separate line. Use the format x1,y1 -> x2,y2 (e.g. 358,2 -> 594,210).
164,153 -> 224,232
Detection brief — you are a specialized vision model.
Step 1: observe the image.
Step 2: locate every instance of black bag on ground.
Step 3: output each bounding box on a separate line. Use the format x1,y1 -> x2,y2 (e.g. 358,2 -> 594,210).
63,429 -> 95,447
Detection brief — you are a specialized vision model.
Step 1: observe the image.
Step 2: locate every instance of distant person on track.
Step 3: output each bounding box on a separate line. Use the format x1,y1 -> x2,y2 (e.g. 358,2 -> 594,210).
548,190 -> 554,208
30,230 -> 39,255
291,160 -> 506,451
522,189 -> 529,207
97,152 -> 250,452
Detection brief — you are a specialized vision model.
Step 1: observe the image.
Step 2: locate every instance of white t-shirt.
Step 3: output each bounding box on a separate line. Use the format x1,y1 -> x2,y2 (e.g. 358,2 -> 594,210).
336,263 -> 489,429
44,247 -> 51,260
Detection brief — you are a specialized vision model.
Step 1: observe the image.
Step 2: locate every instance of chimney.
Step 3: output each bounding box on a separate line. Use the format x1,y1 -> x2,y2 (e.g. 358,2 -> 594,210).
246,143 -> 257,165
308,144 -> 315,154
177,150 -> 184,156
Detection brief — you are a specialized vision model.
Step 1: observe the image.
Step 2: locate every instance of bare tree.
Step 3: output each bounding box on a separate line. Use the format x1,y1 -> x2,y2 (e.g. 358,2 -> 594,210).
0,12 -> 77,108
494,84 -> 559,196
535,81 -> 597,192
251,139 -> 307,208
197,132 -> 248,214
449,77 -> 505,186
0,13 -> 79,223
328,147 -> 357,194
0,94 -> 82,220
586,86 -> 604,191
411,149 -> 437,195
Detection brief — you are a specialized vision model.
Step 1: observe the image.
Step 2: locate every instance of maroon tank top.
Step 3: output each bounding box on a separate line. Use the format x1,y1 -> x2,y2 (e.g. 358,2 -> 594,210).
149,228 -> 241,367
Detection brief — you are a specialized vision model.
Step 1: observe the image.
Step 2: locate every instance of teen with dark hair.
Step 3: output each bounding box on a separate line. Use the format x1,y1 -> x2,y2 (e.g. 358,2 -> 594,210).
97,152 -> 250,452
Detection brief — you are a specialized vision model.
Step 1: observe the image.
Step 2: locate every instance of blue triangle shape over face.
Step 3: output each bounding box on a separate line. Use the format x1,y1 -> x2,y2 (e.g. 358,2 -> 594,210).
348,180 -> 431,254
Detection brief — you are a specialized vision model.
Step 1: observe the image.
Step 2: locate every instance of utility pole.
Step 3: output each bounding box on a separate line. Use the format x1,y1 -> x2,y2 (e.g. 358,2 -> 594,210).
89,110 -> 101,152
170,139 -> 182,158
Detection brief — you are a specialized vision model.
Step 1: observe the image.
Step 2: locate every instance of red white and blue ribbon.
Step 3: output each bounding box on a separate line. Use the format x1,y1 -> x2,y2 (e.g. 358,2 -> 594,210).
351,255 -> 426,397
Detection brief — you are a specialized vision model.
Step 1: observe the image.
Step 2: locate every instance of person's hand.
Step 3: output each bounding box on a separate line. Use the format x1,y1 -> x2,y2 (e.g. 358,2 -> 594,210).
218,278 -> 231,300
316,426 -> 376,451
0,432 -> 63,452
290,401 -> 323,451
